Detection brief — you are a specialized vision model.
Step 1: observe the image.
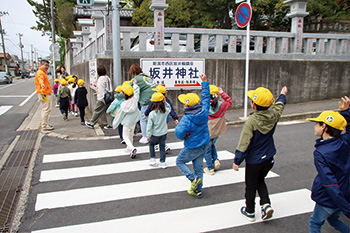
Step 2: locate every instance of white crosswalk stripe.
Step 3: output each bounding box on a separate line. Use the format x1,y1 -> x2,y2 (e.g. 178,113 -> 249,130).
28,139 -> 315,232
32,189 -> 314,233
0,105 -> 12,116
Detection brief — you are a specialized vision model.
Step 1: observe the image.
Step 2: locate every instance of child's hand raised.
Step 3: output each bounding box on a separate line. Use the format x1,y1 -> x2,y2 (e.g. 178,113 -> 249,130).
218,87 -> 223,95
199,74 -> 207,82
339,96 -> 350,111
280,86 -> 288,95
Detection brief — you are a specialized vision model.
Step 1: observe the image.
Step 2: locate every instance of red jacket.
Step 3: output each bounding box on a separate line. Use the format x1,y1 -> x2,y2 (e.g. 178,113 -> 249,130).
208,92 -> 232,120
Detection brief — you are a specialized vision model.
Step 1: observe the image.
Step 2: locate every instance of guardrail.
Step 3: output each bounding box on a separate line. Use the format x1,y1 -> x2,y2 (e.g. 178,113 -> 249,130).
72,26 -> 350,65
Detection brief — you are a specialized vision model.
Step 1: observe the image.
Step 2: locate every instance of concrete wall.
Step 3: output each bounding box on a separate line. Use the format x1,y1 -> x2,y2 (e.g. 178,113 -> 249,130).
72,58 -> 350,118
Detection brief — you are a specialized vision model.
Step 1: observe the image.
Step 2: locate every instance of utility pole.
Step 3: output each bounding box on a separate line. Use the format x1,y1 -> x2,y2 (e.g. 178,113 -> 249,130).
50,0 -> 56,80
0,11 -> 9,73
30,44 -> 33,69
17,33 -> 24,68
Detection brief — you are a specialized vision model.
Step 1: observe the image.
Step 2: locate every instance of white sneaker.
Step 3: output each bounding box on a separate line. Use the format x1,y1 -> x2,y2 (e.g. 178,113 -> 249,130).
149,158 -> 157,166
154,145 -> 159,150
139,136 -> 148,144
165,144 -> 170,154
158,162 -> 167,169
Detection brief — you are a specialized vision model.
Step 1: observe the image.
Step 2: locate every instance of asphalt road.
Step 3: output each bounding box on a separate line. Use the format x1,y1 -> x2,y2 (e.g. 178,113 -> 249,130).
18,121 -> 349,232
0,78 -> 37,156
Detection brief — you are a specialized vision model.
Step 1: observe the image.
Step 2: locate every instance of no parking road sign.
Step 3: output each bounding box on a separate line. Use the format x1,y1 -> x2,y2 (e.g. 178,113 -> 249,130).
235,2 -> 252,28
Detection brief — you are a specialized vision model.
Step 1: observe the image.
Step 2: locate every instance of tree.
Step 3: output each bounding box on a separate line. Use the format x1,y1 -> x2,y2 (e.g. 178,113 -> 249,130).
27,0 -> 79,39
250,0 -> 290,31
307,0 -> 350,21
27,0 -> 80,65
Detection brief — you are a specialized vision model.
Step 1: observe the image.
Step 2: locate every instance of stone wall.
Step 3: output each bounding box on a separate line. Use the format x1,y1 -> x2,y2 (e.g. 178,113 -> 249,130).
71,58 -> 350,118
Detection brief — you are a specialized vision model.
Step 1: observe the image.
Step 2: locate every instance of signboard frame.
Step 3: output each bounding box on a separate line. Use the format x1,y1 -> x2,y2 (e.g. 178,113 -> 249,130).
140,58 -> 205,90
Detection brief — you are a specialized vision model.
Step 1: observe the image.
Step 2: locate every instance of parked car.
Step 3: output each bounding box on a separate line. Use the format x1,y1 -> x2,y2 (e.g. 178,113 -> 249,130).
21,71 -> 29,79
130,33 -> 187,52
29,71 -> 36,78
0,72 -> 13,84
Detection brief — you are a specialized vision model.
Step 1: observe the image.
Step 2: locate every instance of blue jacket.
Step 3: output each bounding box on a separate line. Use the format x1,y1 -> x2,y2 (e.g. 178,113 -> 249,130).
175,81 -> 210,149
144,96 -> 178,122
311,109 -> 350,218
234,94 -> 287,165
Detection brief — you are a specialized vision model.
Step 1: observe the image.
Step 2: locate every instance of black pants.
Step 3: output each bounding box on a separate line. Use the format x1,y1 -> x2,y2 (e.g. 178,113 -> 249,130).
59,97 -> 69,117
245,158 -> 274,213
79,106 -> 86,123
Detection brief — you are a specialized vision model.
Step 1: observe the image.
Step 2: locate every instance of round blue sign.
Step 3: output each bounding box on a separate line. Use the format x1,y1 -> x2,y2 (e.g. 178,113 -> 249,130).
235,2 -> 252,28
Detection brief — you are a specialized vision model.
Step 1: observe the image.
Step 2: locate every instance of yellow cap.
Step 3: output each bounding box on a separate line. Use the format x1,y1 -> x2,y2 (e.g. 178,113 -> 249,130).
59,78 -> 65,84
68,78 -> 75,83
123,85 -> 133,96
77,79 -> 85,86
54,79 -> 59,82
210,85 -> 219,95
247,87 -> 275,107
123,81 -> 131,86
152,85 -> 166,94
178,93 -> 200,107
150,92 -> 164,102
115,85 -> 123,93
307,111 -> 347,131
61,80 -> 68,86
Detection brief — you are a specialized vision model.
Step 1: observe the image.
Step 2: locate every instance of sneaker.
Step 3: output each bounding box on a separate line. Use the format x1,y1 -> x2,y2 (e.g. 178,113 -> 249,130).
154,144 -> 159,150
203,167 -> 215,175
124,149 -> 131,154
130,148 -> 137,159
85,122 -> 94,129
149,158 -> 157,166
104,125 -> 113,129
55,104 -> 59,108
120,139 -> 125,144
240,206 -> 255,222
81,122 -> 85,125
214,159 -> 221,170
74,112 -> 79,117
187,189 -> 203,199
139,136 -> 148,144
158,162 -> 167,169
62,114 -> 67,121
190,177 -> 202,192
42,125 -> 54,131
165,145 -> 170,154
261,204 -> 274,220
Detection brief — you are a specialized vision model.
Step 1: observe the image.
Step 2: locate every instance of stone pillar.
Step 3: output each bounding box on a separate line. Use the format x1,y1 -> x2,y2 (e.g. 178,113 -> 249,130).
150,0 -> 168,51
104,14 -> 113,56
284,0 -> 310,53
78,19 -> 94,47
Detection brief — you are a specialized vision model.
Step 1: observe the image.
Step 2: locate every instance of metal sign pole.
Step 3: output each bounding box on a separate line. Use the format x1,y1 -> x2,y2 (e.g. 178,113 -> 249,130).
112,0 -> 122,88
243,0 -> 251,118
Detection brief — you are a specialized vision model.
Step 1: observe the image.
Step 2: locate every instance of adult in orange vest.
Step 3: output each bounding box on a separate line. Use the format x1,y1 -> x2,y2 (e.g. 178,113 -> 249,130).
35,59 -> 53,131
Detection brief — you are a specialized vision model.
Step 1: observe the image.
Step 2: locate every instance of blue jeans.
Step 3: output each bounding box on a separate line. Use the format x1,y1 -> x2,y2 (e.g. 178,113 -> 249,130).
140,105 -> 148,137
309,203 -> 349,233
118,124 -> 123,141
176,143 -> 208,192
149,134 -> 167,162
204,137 -> 218,170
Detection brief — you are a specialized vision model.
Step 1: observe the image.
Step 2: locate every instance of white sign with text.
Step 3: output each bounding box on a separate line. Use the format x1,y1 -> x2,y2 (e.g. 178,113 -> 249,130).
140,58 -> 205,90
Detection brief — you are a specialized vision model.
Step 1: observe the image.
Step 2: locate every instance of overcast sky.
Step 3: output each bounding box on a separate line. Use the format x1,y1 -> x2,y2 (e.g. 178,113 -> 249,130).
1,0 -> 51,61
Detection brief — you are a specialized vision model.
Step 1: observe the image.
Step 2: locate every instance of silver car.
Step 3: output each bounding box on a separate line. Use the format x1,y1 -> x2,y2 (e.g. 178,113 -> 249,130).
0,72 -> 13,84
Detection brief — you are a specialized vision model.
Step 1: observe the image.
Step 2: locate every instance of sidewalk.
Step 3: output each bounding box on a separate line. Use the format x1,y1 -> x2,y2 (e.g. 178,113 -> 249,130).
25,97 -> 340,140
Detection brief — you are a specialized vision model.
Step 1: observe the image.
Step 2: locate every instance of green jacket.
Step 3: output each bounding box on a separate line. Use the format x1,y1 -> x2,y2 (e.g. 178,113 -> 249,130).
146,103 -> 171,138
130,73 -> 157,106
57,86 -> 71,102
